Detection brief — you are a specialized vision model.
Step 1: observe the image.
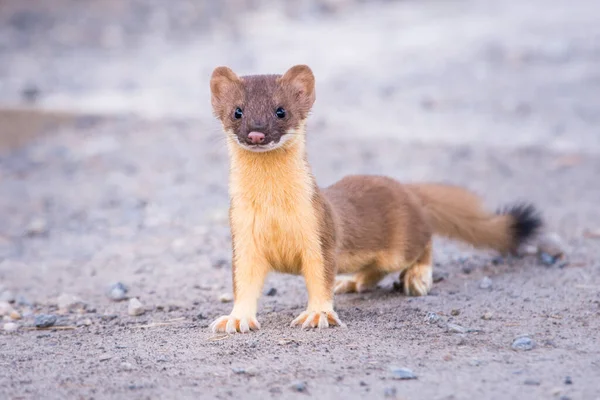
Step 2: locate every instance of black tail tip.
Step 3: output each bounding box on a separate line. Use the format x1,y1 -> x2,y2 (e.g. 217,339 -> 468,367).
499,203 -> 543,247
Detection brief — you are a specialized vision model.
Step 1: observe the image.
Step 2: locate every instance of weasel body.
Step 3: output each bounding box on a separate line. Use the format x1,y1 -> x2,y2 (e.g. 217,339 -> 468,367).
209,65 -> 542,333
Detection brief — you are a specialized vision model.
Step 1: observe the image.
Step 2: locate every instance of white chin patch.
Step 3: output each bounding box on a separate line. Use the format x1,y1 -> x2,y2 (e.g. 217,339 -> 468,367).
236,135 -> 294,153
240,142 -> 280,153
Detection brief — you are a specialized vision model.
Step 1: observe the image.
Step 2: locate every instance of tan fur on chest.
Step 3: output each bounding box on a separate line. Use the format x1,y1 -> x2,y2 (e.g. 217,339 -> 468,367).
228,135 -> 321,274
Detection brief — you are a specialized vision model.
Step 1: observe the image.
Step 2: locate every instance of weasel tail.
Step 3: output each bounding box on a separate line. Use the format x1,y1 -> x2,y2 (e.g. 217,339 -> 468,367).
406,183 -> 541,254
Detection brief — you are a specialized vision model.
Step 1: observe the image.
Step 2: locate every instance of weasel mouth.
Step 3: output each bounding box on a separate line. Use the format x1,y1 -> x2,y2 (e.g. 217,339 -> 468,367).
233,134 -> 294,153
236,139 -> 281,153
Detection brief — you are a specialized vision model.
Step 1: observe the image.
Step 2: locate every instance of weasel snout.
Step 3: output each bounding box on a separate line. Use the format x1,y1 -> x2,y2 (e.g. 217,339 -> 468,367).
247,131 -> 266,144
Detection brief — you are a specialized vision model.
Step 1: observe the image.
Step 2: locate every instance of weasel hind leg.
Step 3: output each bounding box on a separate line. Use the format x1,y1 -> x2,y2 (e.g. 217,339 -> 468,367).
334,265 -> 388,294
400,242 -> 433,296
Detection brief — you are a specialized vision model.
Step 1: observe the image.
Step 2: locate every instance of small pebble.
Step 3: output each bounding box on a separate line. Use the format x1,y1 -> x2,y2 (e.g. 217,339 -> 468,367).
390,367 -> 417,380
564,376 -> 573,385
120,362 -> 135,371
491,256 -> 504,265
128,298 -> 145,316
359,381 -> 368,387
77,318 -> 92,326
0,290 -> 15,303
518,244 -> 539,256
107,282 -> 128,301
524,379 -> 541,386
384,387 -> 397,398
219,293 -> 233,303
26,217 -> 48,236
461,265 -> 473,274
3,322 -> 18,332
451,309 -> 460,316
432,271 -> 448,283
20,307 -> 33,318
537,232 -> 566,258
540,252 -> 557,266
424,312 -> 440,324
265,288 -> 277,296
35,314 -> 57,328
16,295 -> 32,306
481,312 -> 493,320
0,301 -> 15,316
290,381 -> 307,392
447,323 -> 467,334
232,367 -> 258,376
512,336 -> 535,351
479,276 -> 493,290
9,310 -> 22,320
57,293 -> 85,311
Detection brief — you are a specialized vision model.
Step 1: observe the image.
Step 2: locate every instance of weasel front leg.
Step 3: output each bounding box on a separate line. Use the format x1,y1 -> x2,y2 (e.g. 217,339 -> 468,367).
210,247 -> 269,334
290,249 -> 345,329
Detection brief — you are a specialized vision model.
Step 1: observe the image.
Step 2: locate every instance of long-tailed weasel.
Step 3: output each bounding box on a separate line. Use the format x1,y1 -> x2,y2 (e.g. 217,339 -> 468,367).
208,65 -> 542,333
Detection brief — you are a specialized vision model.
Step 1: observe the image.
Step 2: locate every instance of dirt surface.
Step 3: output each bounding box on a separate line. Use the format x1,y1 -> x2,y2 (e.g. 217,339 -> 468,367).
1,1 -> 600,399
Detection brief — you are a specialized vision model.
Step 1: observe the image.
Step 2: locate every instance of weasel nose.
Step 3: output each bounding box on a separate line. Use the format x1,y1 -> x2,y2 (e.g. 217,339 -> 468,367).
247,132 -> 265,144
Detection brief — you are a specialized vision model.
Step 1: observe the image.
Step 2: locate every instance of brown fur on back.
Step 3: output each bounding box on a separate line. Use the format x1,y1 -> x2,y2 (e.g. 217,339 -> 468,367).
323,176 -> 431,273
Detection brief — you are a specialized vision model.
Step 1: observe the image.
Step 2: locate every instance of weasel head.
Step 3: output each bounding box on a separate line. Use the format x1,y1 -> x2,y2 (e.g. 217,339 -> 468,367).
210,65 -> 315,153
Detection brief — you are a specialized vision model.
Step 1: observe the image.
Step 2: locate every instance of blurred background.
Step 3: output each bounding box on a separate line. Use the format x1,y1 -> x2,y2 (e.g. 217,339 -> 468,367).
1,0 -> 599,150
1,0 -> 599,286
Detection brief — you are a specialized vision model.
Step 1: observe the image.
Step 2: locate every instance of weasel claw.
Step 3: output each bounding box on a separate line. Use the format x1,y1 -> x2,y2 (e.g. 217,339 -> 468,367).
210,315 -> 260,334
290,310 -> 345,330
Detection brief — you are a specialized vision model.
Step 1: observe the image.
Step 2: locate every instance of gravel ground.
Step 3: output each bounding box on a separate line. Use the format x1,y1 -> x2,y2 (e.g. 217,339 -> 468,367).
1,1 -> 600,399
1,118 -> 599,400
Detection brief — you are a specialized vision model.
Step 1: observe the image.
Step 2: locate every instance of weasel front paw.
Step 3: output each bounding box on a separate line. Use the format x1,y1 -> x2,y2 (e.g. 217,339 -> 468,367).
290,310 -> 345,329
209,315 -> 260,334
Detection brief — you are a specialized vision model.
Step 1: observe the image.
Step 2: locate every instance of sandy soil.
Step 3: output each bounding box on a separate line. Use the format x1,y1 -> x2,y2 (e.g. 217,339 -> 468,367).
1,1 -> 600,399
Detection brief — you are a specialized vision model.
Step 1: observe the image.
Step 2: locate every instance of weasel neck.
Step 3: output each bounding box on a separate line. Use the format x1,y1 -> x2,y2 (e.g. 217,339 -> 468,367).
227,133 -> 315,210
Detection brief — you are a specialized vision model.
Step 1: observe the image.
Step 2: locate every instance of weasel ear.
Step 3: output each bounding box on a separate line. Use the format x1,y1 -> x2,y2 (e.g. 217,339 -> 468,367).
279,65 -> 316,110
210,66 -> 242,116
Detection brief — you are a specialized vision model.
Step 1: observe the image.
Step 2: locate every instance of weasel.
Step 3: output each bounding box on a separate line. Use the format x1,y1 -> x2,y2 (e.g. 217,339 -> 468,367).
208,65 -> 542,333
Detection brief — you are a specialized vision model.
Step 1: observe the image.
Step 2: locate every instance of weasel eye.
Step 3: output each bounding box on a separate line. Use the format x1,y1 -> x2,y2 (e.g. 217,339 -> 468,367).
275,107 -> 286,119
234,107 -> 243,119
